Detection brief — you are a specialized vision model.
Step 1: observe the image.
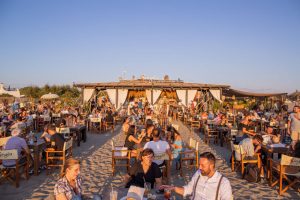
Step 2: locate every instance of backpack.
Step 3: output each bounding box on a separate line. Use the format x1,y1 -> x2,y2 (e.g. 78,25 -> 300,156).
243,164 -> 261,183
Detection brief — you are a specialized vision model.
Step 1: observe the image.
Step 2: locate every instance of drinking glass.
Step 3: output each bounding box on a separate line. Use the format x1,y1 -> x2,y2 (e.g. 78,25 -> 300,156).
144,182 -> 151,196
164,189 -> 171,200
109,190 -> 117,200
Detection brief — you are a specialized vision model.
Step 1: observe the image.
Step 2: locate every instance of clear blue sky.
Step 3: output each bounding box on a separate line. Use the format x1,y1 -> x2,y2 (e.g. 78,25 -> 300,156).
1,0 -> 299,93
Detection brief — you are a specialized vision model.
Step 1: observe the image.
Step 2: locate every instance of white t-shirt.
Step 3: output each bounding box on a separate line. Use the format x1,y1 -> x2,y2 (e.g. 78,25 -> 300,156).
144,140 -> 170,165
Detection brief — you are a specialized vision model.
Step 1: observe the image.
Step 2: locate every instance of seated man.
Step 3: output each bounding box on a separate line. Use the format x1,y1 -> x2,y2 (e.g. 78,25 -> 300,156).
263,125 -> 280,144
237,135 -> 265,180
47,124 -> 65,151
236,134 -> 263,161
160,152 -> 232,200
144,129 -> 171,167
3,128 -> 30,167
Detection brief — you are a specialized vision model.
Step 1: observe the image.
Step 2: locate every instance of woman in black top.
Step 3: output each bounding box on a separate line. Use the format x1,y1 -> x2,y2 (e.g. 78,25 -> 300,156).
239,114 -> 256,138
124,125 -> 145,156
124,148 -> 162,189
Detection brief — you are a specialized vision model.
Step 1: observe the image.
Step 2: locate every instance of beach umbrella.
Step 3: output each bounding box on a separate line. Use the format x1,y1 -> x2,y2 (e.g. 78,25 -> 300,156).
41,92 -> 59,100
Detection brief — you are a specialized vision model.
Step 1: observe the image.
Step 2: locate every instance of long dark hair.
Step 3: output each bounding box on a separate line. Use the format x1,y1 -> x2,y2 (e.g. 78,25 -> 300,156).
128,125 -> 136,135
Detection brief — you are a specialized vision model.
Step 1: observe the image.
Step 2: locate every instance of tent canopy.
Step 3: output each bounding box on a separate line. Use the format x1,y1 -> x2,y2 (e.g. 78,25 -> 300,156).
223,88 -> 287,98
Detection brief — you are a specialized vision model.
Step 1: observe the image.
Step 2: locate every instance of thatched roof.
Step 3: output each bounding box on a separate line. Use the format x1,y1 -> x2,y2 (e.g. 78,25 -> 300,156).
223,88 -> 287,98
74,79 -> 230,90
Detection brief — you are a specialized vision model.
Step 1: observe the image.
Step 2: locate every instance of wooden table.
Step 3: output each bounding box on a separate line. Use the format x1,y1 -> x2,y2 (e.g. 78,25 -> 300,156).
28,139 -> 46,176
102,187 -> 166,200
261,144 -> 289,180
87,117 -> 102,133
70,125 -> 87,146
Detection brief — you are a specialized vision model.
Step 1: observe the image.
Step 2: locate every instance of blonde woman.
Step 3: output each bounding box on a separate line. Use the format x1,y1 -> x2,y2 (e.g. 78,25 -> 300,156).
54,158 -> 82,200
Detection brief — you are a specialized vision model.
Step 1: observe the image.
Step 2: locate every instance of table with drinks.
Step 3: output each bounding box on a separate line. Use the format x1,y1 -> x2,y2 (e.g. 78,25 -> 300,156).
27,132 -> 47,176
103,187 -> 175,200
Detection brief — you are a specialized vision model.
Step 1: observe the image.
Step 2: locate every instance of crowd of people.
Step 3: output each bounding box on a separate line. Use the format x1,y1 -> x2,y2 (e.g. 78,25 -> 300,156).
1,96 -> 300,199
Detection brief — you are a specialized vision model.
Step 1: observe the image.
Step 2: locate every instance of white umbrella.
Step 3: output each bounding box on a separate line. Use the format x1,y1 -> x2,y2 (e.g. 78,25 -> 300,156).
41,92 -> 59,100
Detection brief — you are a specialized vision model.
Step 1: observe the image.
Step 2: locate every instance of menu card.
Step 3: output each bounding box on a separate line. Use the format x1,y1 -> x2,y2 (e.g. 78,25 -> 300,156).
126,186 -> 145,200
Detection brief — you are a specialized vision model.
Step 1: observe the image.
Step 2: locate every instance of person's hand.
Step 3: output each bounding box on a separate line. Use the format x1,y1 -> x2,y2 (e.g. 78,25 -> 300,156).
159,185 -> 175,191
287,129 -> 291,135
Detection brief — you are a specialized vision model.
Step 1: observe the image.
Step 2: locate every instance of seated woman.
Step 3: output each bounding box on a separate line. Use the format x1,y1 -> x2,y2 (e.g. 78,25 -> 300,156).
124,125 -> 145,156
124,148 -> 162,189
238,113 -> 256,139
54,158 -> 82,200
171,130 -> 183,169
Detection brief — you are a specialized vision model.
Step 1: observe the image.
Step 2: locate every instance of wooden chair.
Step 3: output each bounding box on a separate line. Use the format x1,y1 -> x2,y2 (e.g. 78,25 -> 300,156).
179,139 -> 199,177
190,120 -> 200,133
37,117 -> 45,131
45,139 -> 73,174
105,120 -> 115,133
0,136 -> 11,148
0,149 -> 29,187
204,124 -> 219,145
269,154 -> 300,195
111,141 -> 130,176
231,142 -> 261,175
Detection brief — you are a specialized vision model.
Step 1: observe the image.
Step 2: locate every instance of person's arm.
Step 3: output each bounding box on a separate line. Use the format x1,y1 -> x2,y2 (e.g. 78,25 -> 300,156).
40,132 -> 50,142
254,145 -> 261,153
242,127 -> 256,136
159,185 -> 185,196
287,120 -> 291,135
174,186 -> 185,196
129,135 -> 144,144
124,174 -> 132,186
23,146 -> 31,155
20,139 -> 31,155
166,148 -> 172,158
55,193 -> 68,200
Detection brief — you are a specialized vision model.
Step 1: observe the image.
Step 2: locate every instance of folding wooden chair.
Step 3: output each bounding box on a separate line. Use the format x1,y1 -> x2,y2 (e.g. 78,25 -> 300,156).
204,124 -> 219,145
231,142 -> 261,175
190,120 -> 200,133
179,139 -> 199,177
56,127 -> 71,140
269,154 -> 300,195
45,139 -> 73,174
0,149 -> 29,187
111,141 -> 130,176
